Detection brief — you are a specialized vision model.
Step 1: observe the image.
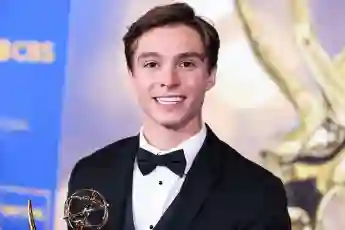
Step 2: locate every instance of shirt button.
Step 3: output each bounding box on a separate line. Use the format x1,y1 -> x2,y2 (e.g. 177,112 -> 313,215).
158,181 -> 163,185
149,225 -> 154,229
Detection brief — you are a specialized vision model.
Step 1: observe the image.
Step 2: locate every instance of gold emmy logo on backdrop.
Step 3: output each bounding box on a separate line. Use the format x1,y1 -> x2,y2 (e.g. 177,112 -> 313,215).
28,189 -> 109,230
234,0 -> 345,229
0,38 -> 55,63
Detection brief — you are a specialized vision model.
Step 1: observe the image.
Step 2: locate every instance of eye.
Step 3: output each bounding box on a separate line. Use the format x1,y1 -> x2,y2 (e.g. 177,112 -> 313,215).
143,61 -> 159,68
179,61 -> 196,69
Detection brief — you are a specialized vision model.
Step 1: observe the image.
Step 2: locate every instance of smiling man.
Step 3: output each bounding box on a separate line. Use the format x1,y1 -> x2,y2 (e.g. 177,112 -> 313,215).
67,3 -> 291,230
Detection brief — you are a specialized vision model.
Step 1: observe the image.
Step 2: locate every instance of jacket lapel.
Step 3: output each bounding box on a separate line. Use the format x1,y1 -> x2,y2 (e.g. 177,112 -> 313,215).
154,126 -> 223,230
103,135 -> 139,230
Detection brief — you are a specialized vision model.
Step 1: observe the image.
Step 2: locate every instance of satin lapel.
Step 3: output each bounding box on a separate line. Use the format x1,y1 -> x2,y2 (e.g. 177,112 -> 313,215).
104,135 -> 138,230
154,126 -> 223,230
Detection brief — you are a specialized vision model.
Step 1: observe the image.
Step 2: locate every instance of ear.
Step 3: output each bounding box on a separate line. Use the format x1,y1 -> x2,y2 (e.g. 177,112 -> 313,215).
205,66 -> 217,91
127,67 -> 134,77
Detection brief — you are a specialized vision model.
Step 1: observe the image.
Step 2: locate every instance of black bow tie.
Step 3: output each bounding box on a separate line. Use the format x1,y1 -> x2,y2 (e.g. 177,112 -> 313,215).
137,148 -> 186,177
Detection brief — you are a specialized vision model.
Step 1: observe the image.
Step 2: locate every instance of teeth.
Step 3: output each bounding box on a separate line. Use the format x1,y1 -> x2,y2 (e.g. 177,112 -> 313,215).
156,96 -> 184,104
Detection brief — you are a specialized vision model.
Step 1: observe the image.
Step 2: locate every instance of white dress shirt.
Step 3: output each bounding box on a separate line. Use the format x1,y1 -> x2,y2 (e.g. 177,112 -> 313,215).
132,123 -> 207,230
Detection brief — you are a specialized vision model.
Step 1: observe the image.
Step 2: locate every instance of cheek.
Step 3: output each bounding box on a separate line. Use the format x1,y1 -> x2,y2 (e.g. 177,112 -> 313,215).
132,72 -> 148,89
183,76 -> 210,95
132,78 -> 155,100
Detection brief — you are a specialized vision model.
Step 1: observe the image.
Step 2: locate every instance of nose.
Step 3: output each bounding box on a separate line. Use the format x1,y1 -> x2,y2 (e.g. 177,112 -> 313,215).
160,67 -> 180,88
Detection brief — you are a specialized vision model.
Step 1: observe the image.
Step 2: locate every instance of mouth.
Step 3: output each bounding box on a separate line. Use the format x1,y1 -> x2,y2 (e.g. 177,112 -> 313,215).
153,95 -> 186,105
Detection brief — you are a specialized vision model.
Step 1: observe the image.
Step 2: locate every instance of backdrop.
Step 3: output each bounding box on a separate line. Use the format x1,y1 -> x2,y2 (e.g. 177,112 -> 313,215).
0,0 -> 344,230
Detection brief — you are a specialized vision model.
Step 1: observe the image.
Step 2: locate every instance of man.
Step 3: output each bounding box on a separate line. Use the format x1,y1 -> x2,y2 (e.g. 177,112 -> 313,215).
67,3 -> 291,230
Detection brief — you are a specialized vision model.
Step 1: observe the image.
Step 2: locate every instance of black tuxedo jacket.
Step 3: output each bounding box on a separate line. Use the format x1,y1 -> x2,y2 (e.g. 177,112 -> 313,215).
67,126 -> 291,230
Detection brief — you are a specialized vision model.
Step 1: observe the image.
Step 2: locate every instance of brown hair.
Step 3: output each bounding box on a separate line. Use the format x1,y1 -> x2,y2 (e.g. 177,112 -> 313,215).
123,3 -> 220,73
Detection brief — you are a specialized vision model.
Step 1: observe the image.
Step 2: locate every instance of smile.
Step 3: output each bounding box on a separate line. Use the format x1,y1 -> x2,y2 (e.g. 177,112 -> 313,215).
154,96 -> 186,105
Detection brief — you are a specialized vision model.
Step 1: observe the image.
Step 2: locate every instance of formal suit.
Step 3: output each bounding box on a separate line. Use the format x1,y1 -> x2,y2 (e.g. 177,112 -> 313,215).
67,124 -> 291,230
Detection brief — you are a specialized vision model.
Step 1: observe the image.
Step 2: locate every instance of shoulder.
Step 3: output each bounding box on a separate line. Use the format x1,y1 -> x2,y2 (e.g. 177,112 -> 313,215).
66,135 -> 138,196
218,139 -> 285,194
206,127 -> 283,192
217,141 -> 290,226
72,135 -> 138,171
217,140 -> 288,215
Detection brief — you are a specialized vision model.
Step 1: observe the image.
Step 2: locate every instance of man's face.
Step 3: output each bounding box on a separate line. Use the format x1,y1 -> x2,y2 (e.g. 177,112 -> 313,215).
129,24 -> 216,129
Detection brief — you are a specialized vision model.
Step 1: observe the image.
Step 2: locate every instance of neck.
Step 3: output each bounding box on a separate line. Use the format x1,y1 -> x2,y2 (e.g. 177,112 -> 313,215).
142,116 -> 203,150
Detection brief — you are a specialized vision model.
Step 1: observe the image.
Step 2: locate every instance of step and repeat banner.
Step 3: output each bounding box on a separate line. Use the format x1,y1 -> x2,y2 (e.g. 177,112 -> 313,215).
0,0 -> 70,229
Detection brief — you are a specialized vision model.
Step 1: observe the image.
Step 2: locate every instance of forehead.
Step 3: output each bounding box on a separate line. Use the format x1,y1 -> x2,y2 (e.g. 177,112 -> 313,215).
134,24 -> 205,58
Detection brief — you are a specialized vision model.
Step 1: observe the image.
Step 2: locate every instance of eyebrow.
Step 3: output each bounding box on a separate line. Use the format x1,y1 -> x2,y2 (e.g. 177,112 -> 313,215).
137,52 -> 161,61
177,52 -> 206,61
137,52 -> 206,61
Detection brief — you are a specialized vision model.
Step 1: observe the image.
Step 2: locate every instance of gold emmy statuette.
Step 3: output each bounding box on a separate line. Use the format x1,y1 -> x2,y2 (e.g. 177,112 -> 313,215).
28,199 -> 37,230
27,189 -> 109,230
234,0 -> 345,229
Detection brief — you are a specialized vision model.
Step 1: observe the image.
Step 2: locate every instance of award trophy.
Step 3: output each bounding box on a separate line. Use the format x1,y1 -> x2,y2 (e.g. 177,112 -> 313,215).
234,0 -> 345,229
28,200 -> 37,230
28,189 -> 109,230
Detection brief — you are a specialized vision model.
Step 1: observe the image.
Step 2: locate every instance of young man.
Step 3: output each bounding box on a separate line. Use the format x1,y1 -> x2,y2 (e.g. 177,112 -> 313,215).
67,3 -> 291,230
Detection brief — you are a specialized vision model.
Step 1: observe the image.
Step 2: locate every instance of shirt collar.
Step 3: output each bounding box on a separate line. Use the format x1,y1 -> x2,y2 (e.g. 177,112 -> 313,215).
139,123 -> 207,174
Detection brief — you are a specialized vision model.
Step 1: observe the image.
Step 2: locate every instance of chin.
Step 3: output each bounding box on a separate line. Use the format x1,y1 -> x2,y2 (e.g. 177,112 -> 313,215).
153,115 -> 188,130
157,120 -> 185,130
